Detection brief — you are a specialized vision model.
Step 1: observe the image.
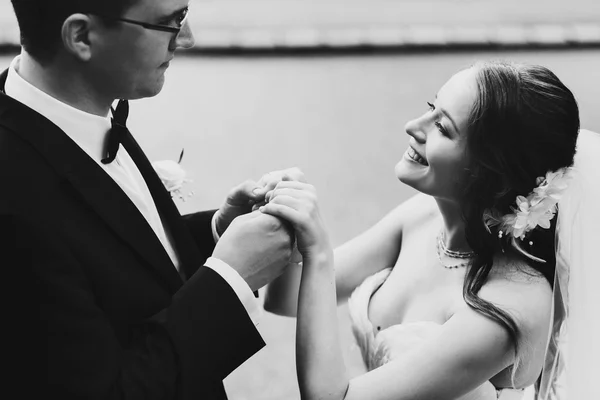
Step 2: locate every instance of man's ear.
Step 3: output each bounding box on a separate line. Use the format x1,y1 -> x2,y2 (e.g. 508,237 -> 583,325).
61,14 -> 94,62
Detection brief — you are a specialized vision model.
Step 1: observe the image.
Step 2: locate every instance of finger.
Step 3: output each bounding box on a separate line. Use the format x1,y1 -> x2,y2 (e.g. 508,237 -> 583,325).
264,187 -> 295,203
268,182 -> 317,204
268,194 -> 302,211
228,179 -> 261,204
281,167 -> 307,183
255,171 -> 273,188
254,172 -> 281,197
255,167 -> 306,193
259,202 -> 303,226
273,180 -> 314,192
267,188 -> 313,204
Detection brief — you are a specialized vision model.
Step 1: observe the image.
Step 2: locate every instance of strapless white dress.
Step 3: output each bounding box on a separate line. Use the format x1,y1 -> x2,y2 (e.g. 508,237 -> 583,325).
347,268 -> 525,400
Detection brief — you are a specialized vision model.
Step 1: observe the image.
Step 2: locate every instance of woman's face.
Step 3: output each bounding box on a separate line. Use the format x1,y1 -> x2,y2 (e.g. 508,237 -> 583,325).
395,67 -> 477,201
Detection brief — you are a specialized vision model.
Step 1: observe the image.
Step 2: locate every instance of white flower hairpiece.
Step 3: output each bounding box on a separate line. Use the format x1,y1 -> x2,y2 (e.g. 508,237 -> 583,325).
152,149 -> 194,201
483,167 -> 572,262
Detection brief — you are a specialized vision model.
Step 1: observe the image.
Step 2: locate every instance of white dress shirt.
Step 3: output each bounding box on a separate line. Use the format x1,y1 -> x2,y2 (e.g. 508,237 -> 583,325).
5,55 -> 260,325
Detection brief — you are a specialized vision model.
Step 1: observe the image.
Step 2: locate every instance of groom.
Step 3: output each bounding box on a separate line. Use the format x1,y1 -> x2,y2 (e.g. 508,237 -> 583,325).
1,0 -> 294,399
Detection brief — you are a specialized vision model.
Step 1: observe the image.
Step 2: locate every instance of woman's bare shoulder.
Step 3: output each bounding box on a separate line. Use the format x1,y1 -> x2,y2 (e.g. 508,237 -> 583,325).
478,257 -> 553,385
481,257 -> 553,328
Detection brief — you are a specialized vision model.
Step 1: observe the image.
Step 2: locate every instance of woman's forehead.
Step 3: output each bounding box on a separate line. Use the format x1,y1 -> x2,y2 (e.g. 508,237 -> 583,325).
437,68 -> 478,131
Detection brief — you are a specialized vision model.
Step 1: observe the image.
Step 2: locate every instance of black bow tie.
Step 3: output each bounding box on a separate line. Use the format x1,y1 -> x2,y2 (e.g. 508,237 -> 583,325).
102,99 -> 129,164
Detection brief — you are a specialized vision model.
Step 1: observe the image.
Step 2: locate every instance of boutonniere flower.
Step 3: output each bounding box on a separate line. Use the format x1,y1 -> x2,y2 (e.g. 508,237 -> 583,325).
152,149 -> 193,201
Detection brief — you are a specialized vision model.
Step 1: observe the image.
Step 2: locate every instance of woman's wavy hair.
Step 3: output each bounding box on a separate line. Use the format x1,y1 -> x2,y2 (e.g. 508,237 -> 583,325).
460,61 -> 579,369
11,0 -> 138,64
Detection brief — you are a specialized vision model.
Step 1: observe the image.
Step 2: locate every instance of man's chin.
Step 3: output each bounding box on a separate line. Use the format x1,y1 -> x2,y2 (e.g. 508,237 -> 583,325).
128,75 -> 166,100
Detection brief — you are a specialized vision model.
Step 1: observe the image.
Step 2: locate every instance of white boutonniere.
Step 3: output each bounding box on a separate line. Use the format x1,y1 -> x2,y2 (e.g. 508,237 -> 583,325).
152,149 -> 193,201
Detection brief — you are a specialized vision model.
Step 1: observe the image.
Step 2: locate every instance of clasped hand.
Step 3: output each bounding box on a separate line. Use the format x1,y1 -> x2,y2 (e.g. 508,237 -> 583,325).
216,167 -> 328,263
259,179 -> 332,262
212,168 -> 309,291
214,167 -> 307,236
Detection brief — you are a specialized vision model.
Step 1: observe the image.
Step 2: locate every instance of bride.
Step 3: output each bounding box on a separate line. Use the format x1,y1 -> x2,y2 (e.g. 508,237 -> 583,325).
258,61 -> 599,399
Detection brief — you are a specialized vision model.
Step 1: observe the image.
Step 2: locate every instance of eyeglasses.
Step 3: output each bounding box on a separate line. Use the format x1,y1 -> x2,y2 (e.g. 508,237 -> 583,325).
92,7 -> 189,35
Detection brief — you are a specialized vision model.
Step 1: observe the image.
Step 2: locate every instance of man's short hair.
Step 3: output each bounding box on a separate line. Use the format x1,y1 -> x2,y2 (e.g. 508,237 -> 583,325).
11,0 -> 138,64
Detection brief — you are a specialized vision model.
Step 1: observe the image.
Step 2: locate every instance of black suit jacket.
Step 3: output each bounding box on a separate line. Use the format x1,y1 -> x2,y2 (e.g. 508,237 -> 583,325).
0,69 -> 265,400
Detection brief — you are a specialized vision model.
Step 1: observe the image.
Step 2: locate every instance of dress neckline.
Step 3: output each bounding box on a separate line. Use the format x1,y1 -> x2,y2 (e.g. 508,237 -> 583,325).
348,268 -> 525,398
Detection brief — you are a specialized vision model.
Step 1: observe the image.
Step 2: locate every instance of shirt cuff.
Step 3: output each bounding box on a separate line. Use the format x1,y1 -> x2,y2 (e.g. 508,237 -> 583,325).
203,257 -> 262,326
211,211 -> 221,244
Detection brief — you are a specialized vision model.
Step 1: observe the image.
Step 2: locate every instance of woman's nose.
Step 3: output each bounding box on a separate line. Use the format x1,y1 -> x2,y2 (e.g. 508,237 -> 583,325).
404,117 -> 426,144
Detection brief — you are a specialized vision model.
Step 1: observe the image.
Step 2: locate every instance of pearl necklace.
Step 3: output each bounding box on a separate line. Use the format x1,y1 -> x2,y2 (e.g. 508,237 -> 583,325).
436,231 -> 475,269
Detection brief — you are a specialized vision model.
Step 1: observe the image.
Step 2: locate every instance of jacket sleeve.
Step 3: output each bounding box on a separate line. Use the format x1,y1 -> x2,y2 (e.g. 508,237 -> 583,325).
3,213 -> 265,400
182,209 -> 218,265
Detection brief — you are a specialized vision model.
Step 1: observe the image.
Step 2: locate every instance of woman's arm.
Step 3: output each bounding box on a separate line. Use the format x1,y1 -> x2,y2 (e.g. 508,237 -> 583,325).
259,180 -> 348,398
339,272 -> 552,400
264,193 -> 435,317
296,272 -> 534,400
261,183 -> 550,400
340,306 -> 515,400
334,193 -> 435,301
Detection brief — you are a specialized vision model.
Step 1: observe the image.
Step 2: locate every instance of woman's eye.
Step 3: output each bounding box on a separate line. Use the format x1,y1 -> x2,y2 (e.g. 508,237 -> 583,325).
426,102 -> 449,136
435,122 -> 449,136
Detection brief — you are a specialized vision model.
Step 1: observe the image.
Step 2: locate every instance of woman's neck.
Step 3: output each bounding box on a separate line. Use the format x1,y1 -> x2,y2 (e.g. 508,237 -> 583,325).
434,197 -> 472,253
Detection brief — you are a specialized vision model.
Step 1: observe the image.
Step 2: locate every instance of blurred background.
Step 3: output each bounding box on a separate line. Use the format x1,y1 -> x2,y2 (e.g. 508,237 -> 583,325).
2,1 -> 600,399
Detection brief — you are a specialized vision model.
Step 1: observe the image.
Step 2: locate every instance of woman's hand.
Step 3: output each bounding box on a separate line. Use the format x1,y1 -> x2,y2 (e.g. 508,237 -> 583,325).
215,168 -> 306,236
259,179 -> 332,262
252,167 -> 307,211
262,180 -> 346,400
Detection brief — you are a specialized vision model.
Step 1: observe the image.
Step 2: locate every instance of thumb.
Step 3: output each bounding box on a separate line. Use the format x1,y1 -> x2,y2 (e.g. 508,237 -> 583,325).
228,179 -> 260,205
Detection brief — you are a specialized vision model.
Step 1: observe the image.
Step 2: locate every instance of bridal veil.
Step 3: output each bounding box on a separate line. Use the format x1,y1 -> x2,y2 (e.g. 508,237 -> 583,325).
536,129 -> 600,399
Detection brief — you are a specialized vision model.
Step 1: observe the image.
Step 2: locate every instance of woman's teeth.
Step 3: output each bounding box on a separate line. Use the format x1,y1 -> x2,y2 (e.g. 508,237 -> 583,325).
407,147 -> 428,166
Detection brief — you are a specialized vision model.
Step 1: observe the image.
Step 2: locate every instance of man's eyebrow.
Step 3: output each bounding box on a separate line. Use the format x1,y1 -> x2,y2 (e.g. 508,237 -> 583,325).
434,94 -> 460,135
156,6 -> 188,23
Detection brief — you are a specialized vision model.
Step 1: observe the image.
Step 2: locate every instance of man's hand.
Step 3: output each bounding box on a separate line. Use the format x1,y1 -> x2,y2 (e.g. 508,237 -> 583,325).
212,211 -> 294,292
214,180 -> 261,237
215,168 -> 307,235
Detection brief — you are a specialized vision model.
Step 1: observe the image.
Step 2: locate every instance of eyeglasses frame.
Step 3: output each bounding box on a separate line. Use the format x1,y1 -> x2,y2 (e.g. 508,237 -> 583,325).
90,7 -> 189,35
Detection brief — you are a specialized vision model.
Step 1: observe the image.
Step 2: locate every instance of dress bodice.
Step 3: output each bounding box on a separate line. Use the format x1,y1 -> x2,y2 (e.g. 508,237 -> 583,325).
347,268 -> 525,400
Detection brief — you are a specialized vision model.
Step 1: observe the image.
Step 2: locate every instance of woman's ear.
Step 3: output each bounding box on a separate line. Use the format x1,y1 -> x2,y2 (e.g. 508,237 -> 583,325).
61,14 -> 94,62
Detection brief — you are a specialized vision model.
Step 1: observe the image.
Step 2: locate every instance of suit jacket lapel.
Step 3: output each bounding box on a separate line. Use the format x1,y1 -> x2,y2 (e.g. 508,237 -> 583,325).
120,130 -> 204,280
0,70 -> 183,293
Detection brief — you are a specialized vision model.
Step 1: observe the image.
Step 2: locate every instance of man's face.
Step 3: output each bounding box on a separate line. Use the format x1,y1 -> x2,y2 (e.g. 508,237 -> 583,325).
87,0 -> 194,101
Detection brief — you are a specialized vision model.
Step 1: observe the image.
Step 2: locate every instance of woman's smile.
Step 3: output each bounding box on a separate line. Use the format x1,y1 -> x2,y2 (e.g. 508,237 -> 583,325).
404,146 -> 429,166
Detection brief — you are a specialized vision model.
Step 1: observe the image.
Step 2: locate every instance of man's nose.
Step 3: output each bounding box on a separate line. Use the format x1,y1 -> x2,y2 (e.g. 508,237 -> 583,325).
175,20 -> 195,49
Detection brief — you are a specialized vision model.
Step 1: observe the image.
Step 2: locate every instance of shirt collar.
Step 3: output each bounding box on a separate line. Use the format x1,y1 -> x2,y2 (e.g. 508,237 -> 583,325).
4,55 -> 112,160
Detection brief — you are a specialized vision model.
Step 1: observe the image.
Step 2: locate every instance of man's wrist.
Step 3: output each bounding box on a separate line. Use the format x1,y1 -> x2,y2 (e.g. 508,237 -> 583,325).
203,257 -> 262,325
